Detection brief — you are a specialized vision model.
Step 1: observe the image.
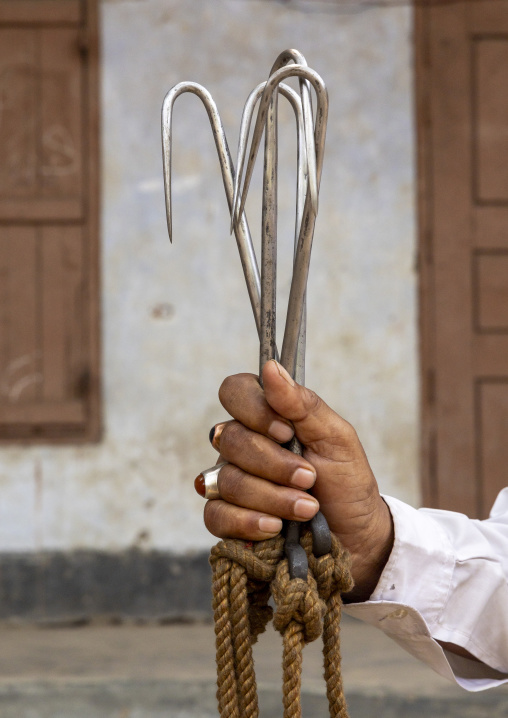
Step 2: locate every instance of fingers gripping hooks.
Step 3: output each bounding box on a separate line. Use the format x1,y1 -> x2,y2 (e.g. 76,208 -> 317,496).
161,60 -> 332,583
163,53 -> 351,718
229,61 -> 329,580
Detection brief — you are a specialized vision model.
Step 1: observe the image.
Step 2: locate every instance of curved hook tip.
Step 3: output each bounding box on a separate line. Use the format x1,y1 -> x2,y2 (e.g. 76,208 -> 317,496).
164,198 -> 173,242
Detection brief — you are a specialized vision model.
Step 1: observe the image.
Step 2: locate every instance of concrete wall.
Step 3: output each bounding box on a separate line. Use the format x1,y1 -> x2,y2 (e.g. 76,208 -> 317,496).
0,0 -> 418,556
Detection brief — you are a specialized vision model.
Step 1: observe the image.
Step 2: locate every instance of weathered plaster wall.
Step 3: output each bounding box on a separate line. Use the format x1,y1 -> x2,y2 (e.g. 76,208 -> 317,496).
0,0 -> 418,554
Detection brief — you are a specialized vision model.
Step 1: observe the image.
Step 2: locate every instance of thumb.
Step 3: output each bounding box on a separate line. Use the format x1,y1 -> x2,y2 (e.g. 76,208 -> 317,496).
262,360 -> 391,594
262,360 -> 355,456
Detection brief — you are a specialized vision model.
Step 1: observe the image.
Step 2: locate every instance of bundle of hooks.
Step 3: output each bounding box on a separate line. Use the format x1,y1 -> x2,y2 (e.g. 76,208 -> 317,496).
162,49 -> 354,718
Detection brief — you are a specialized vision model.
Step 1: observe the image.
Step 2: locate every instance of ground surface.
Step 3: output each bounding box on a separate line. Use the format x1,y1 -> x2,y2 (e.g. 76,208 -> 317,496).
0,617 -> 507,717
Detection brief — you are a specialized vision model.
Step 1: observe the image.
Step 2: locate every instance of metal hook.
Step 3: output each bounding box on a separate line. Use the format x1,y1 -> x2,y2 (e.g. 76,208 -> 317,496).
284,521 -> 308,581
161,58 -> 332,583
269,50 -> 318,219
232,65 -> 326,238
227,79 -> 310,380
161,82 -> 262,336
231,64 -> 328,380
230,81 -> 308,241
231,50 -> 318,231
243,64 -> 328,580
161,79 -> 310,350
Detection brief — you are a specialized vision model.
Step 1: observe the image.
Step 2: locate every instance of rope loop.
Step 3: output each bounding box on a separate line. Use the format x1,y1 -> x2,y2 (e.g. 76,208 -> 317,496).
302,530 -> 354,600
210,527 -> 354,718
272,559 -> 326,643
210,535 -> 284,582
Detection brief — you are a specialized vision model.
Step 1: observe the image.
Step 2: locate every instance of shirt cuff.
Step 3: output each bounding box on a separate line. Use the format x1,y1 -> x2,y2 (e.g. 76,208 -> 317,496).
343,495 -> 508,691
369,495 -> 455,625
344,601 -> 507,691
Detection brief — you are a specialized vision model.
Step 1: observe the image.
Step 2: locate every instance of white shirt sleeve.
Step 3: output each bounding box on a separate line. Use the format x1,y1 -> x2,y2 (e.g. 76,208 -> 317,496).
343,489 -> 508,691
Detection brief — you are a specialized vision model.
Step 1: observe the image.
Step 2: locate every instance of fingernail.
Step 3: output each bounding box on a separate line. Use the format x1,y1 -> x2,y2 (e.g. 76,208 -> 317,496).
294,498 -> 319,519
273,360 -> 295,387
209,423 -> 225,451
291,468 -> 316,489
259,516 -> 283,534
268,420 -> 294,443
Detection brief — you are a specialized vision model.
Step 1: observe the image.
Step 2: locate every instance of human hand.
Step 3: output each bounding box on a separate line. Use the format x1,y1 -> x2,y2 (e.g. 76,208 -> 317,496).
201,359 -> 394,601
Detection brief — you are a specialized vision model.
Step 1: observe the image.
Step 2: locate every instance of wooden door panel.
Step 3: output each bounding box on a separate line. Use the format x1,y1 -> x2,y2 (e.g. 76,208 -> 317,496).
417,1 -> 508,517
474,251 -> 508,330
0,226 -> 87,412
0,1 -> 82,24
0,29 -> 38,198
41,226 -> 86,403
0,25 -> 83,221
474,37 -> 508,202
471,3 -> 508,31
475,207 -> 508,248
474,336 -> 508,374
0,227 -> 39,404
40,27 -> 83,200
0,0 -> 99,442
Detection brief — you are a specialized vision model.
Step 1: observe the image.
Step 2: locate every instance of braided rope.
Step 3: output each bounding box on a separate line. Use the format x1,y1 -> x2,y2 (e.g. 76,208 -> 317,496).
209,529 -> 353,718
303,532 -> 353,717
211,555 -> 239,717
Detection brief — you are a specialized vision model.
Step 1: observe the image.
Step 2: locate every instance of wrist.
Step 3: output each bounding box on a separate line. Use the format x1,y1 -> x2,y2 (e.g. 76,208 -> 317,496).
342,497 -> 394,603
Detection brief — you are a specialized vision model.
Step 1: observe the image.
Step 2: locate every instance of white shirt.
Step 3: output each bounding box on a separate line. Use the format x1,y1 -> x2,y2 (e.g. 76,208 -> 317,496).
344,489 -> 508,691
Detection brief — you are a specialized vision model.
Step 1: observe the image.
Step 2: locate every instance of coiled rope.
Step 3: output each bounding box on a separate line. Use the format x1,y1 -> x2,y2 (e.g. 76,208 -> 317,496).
210,528 -> 354,718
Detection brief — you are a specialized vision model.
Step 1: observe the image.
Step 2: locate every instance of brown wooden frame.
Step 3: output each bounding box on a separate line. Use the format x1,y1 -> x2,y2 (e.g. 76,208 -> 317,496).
85,0 -> 101,444
414,0 -> 508,517
414,1 -> 437,508
0,0 -> 101,443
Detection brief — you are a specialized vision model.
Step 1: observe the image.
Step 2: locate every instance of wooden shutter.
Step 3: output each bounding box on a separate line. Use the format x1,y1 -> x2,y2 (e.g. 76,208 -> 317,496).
416,0 -> 508,517
0,0 -> 100,441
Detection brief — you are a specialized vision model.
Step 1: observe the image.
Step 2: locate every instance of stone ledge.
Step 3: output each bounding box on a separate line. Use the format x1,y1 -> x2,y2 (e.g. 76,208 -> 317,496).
0,549 -> 212,623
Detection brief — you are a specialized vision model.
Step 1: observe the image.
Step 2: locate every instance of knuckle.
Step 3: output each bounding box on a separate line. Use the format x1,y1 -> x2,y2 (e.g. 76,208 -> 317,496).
219,373 -> 259,413
302,387 -> 322,418
340,418 -> 358,443
203,500 -> 223,537
218,420 -> 244,455
218,463 -> 245,503
203,499 -> 257,541
245,514 -> 264,538
218,373 -> 250,411
218,374 -> 236,407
